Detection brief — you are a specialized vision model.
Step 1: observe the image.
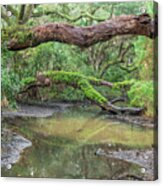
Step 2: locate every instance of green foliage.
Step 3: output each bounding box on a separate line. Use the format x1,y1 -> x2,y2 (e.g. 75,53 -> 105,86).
113,79 -> 135,89
1,67 -> 20,108
128,81 -> 154,117
14,29 -> 33,45
44,71 -> 83,84
133,37 -> 153,80
21,77 -> 36,86
55,87 -> 85,101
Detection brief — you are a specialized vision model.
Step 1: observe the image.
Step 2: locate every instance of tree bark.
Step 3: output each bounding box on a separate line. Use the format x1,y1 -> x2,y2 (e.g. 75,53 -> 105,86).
7,13 -> 157,51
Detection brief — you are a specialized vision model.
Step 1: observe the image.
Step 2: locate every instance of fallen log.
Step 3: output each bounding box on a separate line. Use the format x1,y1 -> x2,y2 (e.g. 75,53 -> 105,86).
19,71 -> 144,115
104,102 -> 144,115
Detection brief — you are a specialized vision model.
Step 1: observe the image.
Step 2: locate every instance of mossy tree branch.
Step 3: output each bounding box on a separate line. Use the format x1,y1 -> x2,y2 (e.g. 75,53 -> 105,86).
7,14 -> 157,51
20,71 -> 143,115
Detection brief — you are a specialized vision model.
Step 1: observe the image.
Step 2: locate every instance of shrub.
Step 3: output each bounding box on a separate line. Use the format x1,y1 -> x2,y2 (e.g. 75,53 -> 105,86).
127,81 -> 154,117
1,68 -> 21,108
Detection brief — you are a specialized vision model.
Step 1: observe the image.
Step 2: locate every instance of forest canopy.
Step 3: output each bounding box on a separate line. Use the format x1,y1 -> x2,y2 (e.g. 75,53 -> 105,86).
1,1 -> 157,117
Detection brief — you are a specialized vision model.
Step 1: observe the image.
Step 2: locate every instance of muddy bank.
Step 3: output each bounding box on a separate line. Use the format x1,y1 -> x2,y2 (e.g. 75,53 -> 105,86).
1,128 -> 32,169
2,102 -> 155,128
1,102 -> 77,120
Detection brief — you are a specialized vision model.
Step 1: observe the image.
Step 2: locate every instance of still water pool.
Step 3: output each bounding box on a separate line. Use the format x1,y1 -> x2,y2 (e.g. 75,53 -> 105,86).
2,105 -> 154,179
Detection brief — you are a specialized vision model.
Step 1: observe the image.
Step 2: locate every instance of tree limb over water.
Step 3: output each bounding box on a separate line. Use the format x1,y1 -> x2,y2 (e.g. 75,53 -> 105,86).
7,14 -> 157,51
19,71 -> 144,115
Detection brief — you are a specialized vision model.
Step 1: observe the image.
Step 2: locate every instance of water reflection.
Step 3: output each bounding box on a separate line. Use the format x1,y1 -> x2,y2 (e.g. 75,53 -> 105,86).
2,106 -> 153,179
2,141 -> 140,179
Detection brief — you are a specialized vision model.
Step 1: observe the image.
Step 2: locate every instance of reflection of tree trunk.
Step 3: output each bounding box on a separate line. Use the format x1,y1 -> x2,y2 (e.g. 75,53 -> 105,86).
7,14 -> 157,51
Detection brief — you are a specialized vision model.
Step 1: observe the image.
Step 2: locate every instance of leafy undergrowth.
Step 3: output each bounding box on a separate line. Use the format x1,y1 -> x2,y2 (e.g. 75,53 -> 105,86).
127,81 -> 155,118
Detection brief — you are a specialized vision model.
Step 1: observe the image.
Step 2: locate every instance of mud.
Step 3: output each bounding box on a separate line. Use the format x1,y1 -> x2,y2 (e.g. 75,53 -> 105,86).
1,128 -> 32,169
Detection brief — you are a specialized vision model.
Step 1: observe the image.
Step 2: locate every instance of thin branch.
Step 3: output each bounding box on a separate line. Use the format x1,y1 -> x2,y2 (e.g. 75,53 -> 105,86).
18,5 -> 26,24
119,64 -> 138,72
100,60 -> 124,78
108,5 -> 114,19
110,97 -> 127,104
120,43 -> 134,60
23,5 -> 34,23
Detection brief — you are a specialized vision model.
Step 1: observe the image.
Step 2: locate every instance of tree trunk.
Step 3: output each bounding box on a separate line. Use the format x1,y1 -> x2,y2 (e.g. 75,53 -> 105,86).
7,14 -> 157,51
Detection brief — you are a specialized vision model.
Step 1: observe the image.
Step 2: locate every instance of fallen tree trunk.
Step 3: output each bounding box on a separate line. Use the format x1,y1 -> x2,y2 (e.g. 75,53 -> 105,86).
103,102 -> 144,115
7,14 -> 157,51
19,71 -> 143,115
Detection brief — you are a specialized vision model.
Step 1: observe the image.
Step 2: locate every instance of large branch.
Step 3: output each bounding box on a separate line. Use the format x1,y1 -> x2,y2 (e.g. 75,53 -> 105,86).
19,71 -> 143,115
7,13 -> 157,51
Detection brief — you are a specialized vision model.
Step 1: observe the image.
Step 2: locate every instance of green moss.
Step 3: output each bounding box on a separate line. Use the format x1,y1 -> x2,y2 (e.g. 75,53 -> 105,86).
44,71 -> 83,84
21,77 -> 36,86
78,79 -> 107,104
14,30 -> 33,44
7,26 -> 34,45
44,71 -> 108,104
87,77 -> 102,85
128,81 -> 154,117
21,71 -> 108,105
113,79 -> 135,89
